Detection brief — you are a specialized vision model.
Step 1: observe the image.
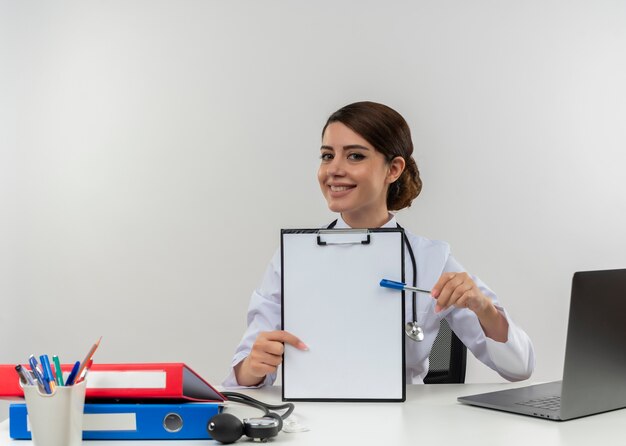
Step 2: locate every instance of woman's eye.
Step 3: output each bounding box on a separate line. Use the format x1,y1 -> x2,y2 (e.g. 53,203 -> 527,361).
320,153 -> 333,161
348,153 -> 366,161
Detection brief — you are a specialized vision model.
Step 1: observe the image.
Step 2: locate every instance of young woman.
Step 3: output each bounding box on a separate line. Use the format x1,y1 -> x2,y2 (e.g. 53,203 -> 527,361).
223,101 -> 534,387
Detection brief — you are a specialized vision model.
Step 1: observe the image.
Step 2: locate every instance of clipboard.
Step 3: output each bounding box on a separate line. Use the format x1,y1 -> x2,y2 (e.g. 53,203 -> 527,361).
281,227 -> 406,402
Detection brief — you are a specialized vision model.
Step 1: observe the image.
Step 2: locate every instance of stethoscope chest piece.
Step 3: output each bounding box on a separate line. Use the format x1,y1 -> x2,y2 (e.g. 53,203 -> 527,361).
405,321 -> 424,341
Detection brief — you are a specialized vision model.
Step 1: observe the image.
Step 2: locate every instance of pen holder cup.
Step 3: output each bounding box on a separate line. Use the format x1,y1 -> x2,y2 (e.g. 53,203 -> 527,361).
22,380 -> 86,446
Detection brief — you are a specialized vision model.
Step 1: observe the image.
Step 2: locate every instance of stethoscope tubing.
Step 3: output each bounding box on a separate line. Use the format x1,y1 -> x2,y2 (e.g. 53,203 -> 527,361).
397,224 -> 419,325
327,220 -> 421,336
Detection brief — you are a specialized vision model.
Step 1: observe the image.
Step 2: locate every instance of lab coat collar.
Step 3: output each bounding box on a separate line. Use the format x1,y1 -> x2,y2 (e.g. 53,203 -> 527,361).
333,213 -> 398,229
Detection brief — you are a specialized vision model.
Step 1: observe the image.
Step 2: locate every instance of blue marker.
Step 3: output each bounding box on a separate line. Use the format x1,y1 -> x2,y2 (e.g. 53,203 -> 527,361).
65,361 -> 81,386
28,355 -> 50,394
380,279 -> 431,294
40,355 -> 55,391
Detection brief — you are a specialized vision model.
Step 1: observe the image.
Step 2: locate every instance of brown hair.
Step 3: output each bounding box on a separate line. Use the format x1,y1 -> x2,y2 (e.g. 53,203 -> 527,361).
322,101 -> 422,211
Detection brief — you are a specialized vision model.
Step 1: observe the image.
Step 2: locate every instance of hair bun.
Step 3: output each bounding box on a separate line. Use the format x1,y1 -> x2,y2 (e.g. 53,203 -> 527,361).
388,156 -> 421,211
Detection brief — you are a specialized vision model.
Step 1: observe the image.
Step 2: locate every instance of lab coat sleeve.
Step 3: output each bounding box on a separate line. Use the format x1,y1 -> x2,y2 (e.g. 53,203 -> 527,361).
221,249 -> 282,388
483,305 -> 536,381
443,256 -> 535,382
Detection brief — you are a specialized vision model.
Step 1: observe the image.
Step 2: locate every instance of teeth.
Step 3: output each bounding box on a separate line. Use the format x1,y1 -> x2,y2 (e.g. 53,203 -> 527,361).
330,185 -> 352,192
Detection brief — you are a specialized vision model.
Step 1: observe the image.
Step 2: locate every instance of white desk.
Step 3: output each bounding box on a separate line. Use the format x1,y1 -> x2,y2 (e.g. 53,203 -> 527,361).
2,383 -> 625,445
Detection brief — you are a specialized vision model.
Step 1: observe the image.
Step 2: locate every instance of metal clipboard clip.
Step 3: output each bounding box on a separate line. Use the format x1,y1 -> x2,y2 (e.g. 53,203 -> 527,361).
316,228 -> 371,246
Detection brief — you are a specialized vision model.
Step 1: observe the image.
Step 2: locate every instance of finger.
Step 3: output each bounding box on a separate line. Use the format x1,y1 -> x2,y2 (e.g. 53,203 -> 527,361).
247,350 -> 283,375
253,338 -> 283,357
435,275 -> 466,309
248,361 -> 279,377
454,293 -> 472,310
431,272 -> 457,299
253,334 -> 285,358
458,288 -> 491,313
448,283 -> 474,308
264,330 -> 309,350
253,350 -> 283,367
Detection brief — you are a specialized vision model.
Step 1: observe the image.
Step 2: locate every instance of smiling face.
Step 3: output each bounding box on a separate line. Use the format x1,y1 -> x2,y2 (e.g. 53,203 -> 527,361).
318,122 -> 405,228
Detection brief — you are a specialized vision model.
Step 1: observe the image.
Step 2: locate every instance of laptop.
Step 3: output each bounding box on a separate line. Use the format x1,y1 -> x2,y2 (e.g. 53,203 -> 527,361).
458,268 -> 626,421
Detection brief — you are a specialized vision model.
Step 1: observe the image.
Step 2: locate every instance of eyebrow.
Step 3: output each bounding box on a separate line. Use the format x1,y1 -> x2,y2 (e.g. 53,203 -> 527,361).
320,144 -> 371,151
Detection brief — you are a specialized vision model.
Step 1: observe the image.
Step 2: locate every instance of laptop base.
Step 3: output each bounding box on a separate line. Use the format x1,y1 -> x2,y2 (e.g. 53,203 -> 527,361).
458,381 -> 563,420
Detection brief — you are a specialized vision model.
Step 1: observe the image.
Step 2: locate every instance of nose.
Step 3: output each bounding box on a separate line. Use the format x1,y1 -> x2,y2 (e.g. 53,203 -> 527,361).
325,156 -> 346,177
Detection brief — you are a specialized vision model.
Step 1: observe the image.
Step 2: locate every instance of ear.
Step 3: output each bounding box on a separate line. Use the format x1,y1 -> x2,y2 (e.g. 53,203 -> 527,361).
386,156 -> 406,184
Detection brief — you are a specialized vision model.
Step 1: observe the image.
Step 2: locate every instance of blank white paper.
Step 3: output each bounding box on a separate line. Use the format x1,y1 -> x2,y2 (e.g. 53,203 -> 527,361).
281,229 -> 404,401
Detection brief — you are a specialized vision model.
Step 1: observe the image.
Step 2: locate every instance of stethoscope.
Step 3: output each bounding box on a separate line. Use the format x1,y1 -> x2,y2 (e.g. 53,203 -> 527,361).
400,224 -> 425,341
327,220 -> 425,342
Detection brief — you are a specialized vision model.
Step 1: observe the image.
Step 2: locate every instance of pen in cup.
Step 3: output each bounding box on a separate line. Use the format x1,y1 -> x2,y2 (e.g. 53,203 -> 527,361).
53,355 -> 64,386
28,356 -> 50,394
76,359 -> 93,384
65,361 -> 81,386
40,355 -> 56,392
74,336 -> 102,384
15,365 -> 35,386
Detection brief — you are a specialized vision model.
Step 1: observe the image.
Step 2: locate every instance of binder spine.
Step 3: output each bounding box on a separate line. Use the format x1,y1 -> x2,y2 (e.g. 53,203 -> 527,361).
9,402 -> 222,440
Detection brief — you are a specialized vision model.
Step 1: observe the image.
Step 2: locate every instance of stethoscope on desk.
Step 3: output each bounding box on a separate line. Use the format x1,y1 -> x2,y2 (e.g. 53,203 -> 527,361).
327,220 -> 427,341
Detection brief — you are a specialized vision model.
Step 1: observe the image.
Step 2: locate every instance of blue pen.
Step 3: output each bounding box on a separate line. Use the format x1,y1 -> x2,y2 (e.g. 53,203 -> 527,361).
28,355 -> 51,394
380,279 -> 431,294
40,355 -> 56,392
65,361 -> 81,386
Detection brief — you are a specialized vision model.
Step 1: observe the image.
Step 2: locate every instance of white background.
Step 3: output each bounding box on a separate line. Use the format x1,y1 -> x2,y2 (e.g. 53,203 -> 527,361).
2,0 -> 626,417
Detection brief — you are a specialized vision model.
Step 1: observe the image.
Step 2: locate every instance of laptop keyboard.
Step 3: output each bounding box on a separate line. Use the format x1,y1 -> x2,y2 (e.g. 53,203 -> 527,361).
516,395 -> 561,411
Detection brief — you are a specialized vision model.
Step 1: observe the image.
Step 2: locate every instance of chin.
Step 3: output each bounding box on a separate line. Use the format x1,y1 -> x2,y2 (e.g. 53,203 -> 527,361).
326,201 -> 349,213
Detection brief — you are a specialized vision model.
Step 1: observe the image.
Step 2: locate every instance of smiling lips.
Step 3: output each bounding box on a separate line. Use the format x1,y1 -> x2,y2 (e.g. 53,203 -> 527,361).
329,184 -> 356,195
330,185 -> 354,191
